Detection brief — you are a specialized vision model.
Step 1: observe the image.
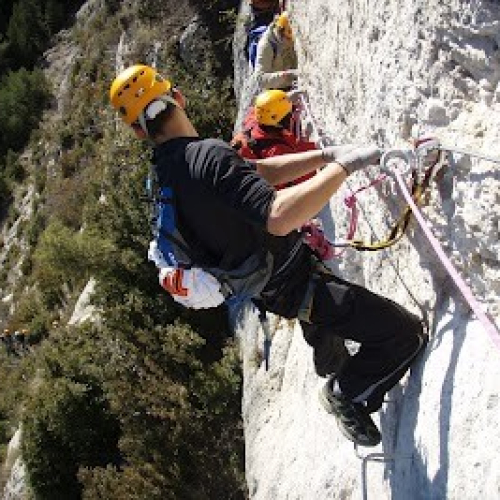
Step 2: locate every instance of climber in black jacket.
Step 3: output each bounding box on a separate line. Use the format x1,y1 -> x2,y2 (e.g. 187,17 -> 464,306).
109,64 -> 428,447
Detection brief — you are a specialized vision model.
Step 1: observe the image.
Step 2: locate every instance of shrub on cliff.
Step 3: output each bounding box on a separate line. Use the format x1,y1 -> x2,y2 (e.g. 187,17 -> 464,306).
22,376 -> 121,499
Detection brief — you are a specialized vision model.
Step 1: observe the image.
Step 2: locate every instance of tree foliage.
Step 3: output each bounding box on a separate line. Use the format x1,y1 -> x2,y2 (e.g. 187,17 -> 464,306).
0,67 -> 50,210
32,219 -> 114,308
1,0 -> 85,70
7,0 -> 48,68
2,0 -> 246,497
0,68 -> 50,155
22,326 -> 121,500
0,0 -> 86,205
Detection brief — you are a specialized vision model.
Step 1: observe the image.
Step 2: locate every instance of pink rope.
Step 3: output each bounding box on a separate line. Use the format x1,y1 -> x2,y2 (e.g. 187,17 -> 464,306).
394,170 -> 500,349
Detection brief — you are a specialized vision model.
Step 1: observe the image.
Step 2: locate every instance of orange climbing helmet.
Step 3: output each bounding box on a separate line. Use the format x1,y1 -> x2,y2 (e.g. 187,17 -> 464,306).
109,64 -> 172,126
254,89 -> 293,127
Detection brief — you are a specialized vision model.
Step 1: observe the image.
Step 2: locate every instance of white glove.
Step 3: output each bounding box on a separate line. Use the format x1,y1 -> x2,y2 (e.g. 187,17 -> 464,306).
158,267 -> 225,309
336,145 -> 382,175
286,89 -> 306,104
321,144 -> 360,163
277,69 -> 299,84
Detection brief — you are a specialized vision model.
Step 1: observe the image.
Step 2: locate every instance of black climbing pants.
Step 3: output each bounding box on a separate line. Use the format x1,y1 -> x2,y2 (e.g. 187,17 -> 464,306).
299,262 -> 427,413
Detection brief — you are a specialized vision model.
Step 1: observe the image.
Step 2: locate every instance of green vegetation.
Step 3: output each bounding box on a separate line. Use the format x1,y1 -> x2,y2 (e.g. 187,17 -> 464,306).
0,0 -> 84,71
0,0 -> 86,210
0,68 -> 50,207
0,0 -> 245,498
23,373 -> 121,500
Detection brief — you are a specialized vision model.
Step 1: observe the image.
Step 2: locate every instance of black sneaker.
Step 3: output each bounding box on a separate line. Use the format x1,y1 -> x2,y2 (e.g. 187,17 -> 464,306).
319,379 -> 381,447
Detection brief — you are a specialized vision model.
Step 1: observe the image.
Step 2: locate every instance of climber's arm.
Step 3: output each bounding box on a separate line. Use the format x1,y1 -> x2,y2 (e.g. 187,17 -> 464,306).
255,148 -> 325,186
265,146 -> 381,236
266,161 -> 347,236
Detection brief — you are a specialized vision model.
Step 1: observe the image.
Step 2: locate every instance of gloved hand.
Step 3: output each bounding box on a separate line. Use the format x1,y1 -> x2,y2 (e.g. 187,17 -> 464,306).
279,68 -> 299,84
286,88 -> 306,104
335,145 -> 382,175
321,144 -> 360,163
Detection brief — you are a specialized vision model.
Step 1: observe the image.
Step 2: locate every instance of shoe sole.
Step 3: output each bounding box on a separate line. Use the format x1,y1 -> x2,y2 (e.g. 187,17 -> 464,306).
319,388 -> 381,447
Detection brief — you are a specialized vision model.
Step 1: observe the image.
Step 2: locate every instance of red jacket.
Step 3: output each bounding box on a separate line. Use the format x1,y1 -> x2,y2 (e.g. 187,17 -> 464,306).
231,112 -> 317,189
250,124 -> 317,189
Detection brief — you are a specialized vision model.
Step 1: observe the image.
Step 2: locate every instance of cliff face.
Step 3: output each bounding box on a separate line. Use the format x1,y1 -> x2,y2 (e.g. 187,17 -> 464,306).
236,1 -> 500,499
2,0 -> 500,498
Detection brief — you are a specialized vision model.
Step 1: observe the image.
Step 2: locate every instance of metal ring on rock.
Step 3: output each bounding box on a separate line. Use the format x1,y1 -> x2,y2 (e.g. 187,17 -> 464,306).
380,149 -> 416,177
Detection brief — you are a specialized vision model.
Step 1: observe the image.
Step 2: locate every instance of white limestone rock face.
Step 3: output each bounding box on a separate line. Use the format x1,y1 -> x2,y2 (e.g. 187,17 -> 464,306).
68,277 -> 100,326
2,427 -> 27,500
178,15 -> 211,71
236,1 -> 500,499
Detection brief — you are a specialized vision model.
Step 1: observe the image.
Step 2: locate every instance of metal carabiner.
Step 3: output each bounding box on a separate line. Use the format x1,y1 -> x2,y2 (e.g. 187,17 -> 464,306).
414,138 -> 446,181
380,149 -> 417,178
414,138 -> 441,158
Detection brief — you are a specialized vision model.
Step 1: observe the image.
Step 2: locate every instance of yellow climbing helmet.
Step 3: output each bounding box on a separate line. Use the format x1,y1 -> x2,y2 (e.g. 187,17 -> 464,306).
254,89 -> 293,127
109,64 -> 172,125
275,11 -> 293,40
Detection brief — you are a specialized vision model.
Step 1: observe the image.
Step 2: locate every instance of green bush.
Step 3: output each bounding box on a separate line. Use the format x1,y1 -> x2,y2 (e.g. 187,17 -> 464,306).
27,310 -> 51,344
44,175 -> 89,230
79,464 -> 176,500
26,211 -> 46,247
3,0 -> 86,69
73,316 -> 245,500
23,377 -> 121,500
3,149 -> 25,182
6,0 -> 48,68
32,220 -> 115,307
0,68 -> 50,156
9,290 -> 44,334
0,351 -> 37,466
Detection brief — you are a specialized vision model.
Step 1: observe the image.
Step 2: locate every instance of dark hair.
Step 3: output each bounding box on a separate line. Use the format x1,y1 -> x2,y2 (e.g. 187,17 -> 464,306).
279,112 -> 293,129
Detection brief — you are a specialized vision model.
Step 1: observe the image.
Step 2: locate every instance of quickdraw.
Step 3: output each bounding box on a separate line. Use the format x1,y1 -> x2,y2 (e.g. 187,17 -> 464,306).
347,138 -> 445,252
321,141 -> 445,253
298,93 -> 444,255
345,169 -> 427,251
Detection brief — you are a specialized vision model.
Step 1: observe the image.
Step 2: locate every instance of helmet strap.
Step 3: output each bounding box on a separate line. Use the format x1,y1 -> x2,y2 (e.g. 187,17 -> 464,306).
137,94 -> 178,136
